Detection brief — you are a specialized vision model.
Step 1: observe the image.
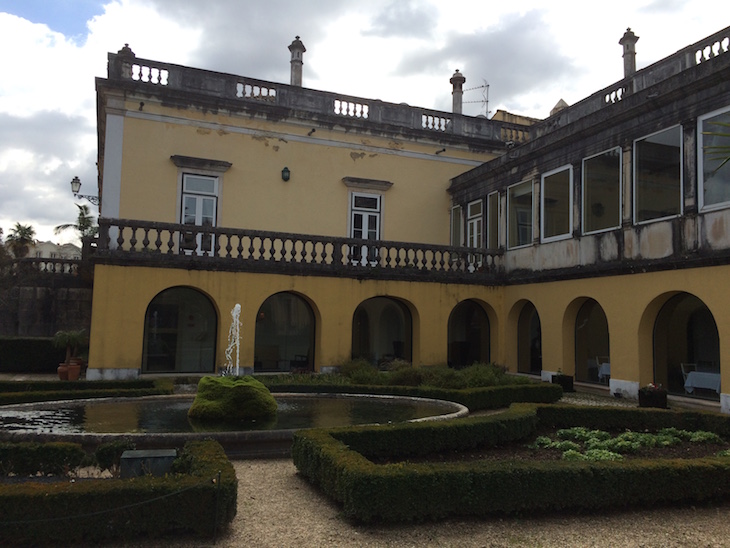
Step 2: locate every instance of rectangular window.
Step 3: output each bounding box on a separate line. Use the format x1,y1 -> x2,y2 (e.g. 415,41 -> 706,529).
487,191 -> 499,249
181,174 -> 218,256
466,200 -> 483,249
541,166 -> 572,241
508,180 -> 533,249
699,105 -> 730,210
634,126 -> 682,223
450,205 -> 463,247
350,192 -> 381,265
583,148 -> 621,233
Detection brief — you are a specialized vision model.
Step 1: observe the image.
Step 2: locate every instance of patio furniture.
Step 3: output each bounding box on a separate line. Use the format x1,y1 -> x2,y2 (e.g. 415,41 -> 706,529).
680,362 -> 697,383
596,356 -> 610,384
684,371 -> 721,394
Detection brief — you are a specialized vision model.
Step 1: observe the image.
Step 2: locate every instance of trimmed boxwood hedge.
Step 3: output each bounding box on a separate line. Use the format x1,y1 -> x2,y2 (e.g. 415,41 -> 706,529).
0,440 -> 237,544
292,403 -> 730,523
0,379 -> 173,405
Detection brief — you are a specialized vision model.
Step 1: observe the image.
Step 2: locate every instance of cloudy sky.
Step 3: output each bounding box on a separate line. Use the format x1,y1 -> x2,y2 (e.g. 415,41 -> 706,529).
0,0 -> 728,245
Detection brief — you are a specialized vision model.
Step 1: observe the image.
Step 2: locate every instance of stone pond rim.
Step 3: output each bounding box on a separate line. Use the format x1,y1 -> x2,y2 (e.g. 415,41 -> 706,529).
0,393 -> 468,459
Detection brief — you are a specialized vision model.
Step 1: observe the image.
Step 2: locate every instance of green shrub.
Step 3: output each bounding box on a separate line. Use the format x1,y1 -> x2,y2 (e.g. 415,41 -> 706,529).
421,366 -> 467,389
0,441 -> 86,475
387,366 -> 423,386
188,375 -> 277,421
338,358 -> 376,378
95,440 -> 136,472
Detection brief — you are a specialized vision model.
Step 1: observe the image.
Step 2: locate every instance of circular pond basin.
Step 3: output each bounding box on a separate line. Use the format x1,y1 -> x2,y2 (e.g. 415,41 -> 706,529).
0,394 -> 467,458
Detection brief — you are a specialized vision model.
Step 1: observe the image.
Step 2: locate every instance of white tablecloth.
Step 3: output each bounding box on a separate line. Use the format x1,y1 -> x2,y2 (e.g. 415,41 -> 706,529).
684,371 -> 721,394
598,363 -> 610,381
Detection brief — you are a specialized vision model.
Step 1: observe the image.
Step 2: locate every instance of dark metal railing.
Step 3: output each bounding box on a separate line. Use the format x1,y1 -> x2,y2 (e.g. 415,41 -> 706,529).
95,218 -> 503,283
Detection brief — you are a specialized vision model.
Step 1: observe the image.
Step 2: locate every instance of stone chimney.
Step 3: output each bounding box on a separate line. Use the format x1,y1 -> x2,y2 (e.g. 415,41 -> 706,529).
288,36 -> 306,87
619,28 -> 639,78
450,69 -> 466,114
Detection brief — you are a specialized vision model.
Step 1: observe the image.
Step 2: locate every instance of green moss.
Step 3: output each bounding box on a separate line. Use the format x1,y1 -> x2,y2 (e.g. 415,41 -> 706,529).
187,375 -> 277,421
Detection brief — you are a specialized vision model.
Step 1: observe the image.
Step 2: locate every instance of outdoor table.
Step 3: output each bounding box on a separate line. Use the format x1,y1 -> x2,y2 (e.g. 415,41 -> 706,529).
684,371 -> 721,394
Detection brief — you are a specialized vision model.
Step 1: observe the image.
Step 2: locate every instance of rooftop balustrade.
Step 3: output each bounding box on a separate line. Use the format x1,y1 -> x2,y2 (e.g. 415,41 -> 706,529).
94,218 -> 503,284
105,48 -> 530,145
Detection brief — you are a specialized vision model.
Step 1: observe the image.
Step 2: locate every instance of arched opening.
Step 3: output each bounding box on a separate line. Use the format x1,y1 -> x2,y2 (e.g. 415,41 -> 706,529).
142,287 -> 217,373
448,300 -> 490,368
254,292 -> 315,373
518,302 -> 542,375
654,293 -> 720,399
574,299 -> 610,384
352,297 -> 412,366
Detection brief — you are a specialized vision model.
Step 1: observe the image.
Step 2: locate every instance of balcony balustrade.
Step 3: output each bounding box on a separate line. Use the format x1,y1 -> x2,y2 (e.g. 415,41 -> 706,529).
95,218 -> 502,284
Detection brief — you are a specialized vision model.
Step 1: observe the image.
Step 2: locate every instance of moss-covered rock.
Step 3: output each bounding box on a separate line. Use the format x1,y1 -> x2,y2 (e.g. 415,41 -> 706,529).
188,376 -> 278,421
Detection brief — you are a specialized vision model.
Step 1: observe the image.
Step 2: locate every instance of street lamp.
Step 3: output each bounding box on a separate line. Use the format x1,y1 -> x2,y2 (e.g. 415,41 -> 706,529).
70,176 -> 100,205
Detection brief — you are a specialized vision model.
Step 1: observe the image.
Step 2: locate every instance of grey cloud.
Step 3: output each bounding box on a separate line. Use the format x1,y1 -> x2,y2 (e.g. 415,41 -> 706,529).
395,11 -> 575,113
0,111 -> 97,237
363,0 -> 437,38
143,0 -> 349,83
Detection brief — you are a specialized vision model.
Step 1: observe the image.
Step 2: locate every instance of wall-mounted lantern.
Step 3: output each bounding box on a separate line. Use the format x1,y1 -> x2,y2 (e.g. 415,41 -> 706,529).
281,167 -> 291,181
69,176 -> 100,205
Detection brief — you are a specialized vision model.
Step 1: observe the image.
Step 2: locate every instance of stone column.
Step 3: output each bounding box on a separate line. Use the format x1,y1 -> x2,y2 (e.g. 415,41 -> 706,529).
450,69 -> 466,114
288,36 -> 306,87
619,28 -> 639,78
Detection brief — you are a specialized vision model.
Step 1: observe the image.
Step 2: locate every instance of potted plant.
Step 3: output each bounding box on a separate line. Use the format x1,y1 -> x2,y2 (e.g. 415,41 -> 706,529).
53,329 -> 88,381
638,382 -> 668,409
552,368 -> 574,392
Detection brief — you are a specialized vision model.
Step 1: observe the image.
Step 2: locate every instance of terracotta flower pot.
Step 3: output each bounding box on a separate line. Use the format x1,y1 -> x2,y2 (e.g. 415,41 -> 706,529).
57,363 -> 69,381
67,364 -> 81,381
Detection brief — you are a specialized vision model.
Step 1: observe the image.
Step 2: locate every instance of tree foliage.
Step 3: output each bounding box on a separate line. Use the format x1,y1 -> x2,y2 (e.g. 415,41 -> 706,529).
54,203 -> 98,240
6,223 -> 36,258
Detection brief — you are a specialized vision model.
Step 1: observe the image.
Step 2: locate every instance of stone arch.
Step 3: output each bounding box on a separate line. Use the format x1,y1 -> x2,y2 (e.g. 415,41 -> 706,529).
253,291 -> 316,373
142,286 -> 217,373
447,299 -> 491,368
652,292 -> 720,398
510,300 -> 541,375
565,297 -> 610,384
352,296 -> 413,366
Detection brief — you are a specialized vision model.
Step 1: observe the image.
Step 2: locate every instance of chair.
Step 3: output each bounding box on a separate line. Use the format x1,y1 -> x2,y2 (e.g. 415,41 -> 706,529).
680,363 -> 696,383
596,356 -> 610,384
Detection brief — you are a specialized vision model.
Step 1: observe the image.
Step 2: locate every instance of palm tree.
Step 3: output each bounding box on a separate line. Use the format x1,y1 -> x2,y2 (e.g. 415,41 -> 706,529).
54,203 -> 98,240
6,223 -> 37,258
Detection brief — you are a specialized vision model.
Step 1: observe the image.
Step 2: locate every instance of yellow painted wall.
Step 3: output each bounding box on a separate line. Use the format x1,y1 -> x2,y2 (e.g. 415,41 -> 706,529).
89,261 -> 730,396
117,101 -> 492,245
88,264 -> 502,372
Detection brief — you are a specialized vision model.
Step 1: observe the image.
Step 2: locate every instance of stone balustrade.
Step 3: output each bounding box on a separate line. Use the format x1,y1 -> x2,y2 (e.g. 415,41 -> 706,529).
106,49 -> 526,144
95,218 -> 503,283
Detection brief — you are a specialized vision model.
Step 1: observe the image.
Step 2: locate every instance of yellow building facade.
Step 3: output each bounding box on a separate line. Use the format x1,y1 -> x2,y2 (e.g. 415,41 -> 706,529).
89,30 -> 730,412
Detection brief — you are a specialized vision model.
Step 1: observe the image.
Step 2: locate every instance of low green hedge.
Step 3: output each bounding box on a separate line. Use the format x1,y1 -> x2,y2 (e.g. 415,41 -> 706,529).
0,337 -> 66,373
0,441 -> 87,475
267,382 -> 562,411
0,440 -> 237,544
0,379 -> 172,405
292,404 -> 730,523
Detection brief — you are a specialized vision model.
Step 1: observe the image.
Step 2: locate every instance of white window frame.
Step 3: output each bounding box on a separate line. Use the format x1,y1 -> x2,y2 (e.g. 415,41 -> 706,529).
633,125 -> 683,225
487,191 -> 500,250
540,165 -> 573,243
507,180 -> 533,249
348,191 -> 382,265
180,173 -> 220,256
698,104 -> 730,212
450,205 -> 463,247
466,199 -> 483,249
582,147 -> 622,235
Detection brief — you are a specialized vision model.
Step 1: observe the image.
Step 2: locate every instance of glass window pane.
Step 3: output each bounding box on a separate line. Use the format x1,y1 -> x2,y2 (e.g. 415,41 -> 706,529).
184,175 -> 216,194
700,107 -> 730,208
542,168 -> 571,239
487,192 -> 499,249
451,206 -> 463,247
635,126 -> 681,223
508,181 -> 532,249
354,196 -> 379,210
583,148 -> 621,233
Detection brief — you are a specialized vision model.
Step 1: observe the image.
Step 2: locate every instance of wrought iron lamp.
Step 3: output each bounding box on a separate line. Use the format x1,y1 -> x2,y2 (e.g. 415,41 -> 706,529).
70,176 -> 100,205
